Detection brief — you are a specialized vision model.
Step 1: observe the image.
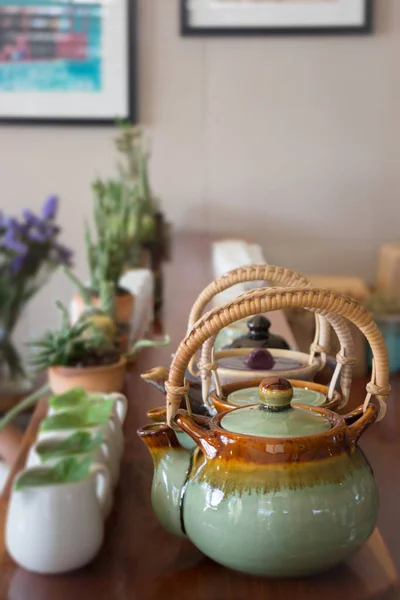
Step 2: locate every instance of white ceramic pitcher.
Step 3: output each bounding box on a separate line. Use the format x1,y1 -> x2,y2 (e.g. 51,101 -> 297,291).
6,463 -> 110,574
37,419 -> 120,486
26,436 -> 114,515
47,392 -> 127,458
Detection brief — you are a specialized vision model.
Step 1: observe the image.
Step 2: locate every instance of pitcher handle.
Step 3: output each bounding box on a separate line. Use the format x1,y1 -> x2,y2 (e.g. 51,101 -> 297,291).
100,440 -> 111,462
90,463 -> 111,518
109,393 -> 128,425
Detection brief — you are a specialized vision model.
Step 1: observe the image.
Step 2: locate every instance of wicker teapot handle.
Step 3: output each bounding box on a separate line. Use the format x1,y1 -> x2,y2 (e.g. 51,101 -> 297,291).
199,305 -> 355,410
166,287 -> 390,427
187,266 -> 330,369
188,265 -> 354,406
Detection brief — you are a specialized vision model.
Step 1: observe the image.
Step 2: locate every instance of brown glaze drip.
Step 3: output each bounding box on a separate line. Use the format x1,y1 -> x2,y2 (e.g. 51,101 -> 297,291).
137,423 -> 183,468
188,448 -> 369,496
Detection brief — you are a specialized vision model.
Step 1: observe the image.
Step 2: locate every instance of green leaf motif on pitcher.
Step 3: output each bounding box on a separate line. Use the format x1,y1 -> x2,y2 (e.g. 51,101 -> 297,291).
40,399 -> 114,432
15,457 -> 92,490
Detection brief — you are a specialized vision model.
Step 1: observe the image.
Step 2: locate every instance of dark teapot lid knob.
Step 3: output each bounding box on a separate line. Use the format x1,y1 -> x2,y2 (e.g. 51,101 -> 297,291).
258,376 -> 293,410
244,348 -> 275,370
247,316 -> 271,339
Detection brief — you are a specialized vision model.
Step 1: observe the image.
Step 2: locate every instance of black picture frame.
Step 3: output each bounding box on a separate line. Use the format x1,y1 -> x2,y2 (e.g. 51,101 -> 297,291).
0,0 -> 137,126
181,0 -> 372,37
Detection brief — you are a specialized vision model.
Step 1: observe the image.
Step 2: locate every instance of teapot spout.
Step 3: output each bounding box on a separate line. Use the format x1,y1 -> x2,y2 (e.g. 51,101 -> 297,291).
141,366 -> 169,396
137,422 -> 181,466
137,423 -> 190,539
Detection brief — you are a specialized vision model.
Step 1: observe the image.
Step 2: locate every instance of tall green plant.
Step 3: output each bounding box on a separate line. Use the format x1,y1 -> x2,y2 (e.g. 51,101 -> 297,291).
115,122 -> 159,244
64,267 -> 116,320
86,178 -> 135,292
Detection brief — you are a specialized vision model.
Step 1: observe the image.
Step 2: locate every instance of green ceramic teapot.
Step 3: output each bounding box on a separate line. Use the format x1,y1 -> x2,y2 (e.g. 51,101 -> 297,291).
138,287 -> 390,578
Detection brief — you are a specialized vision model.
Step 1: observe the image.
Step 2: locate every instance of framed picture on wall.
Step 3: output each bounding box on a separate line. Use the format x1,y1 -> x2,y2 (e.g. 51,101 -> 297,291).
181,0 -> 372,36
0,0 -> 136,124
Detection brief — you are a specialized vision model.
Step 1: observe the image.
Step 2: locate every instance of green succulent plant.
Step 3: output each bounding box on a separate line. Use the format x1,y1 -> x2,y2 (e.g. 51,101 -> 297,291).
28,301 -> 113,371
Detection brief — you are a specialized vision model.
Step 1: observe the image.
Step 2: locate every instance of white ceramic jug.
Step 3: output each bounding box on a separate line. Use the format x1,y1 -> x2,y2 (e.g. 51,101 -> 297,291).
37,420 -> 120,486
6,463 -> 110,574
47,392 -> 127,459
26,436 -> 115,514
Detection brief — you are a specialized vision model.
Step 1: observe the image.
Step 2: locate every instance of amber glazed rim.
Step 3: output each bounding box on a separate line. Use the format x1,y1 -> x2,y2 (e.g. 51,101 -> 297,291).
210,378 -> 341,413
174,403 -> 378,462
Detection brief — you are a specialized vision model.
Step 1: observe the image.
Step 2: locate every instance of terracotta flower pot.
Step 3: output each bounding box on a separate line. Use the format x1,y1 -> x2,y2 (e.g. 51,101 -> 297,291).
71,291 -> 134,325
71,290 -> 135,353
47,357 -> 127,395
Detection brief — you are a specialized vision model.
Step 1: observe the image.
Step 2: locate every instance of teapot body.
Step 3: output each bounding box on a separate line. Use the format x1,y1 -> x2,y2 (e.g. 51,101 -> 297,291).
174,404 -> 379,578
181,446 -> 378,577
138,423 -> 195,538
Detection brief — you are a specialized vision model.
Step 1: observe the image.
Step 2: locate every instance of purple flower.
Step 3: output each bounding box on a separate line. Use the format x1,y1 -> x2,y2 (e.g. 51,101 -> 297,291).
41,196 -> 58,221
9,254 -> 25,275
4,216 -> 21,232
51,243 -> 74,267
23,209 -> 43,229
44,224 -> 60,237
27,229 -> 48,243
4,230 -> 28,256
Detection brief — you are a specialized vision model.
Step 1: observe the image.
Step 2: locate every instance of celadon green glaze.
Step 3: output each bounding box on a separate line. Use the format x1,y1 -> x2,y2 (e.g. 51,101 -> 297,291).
151,448 -> 190,538
221,379 -> 330,438
137,423 -> 190,538
138,376 -> 380,578
221,404 -> 330,438
228,385 -> 326,408
175,430 -> 197,450
182,448 -> 378,577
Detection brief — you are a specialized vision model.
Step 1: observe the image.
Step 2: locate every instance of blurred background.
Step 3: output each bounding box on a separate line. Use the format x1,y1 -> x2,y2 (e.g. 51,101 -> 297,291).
0,0 -> 399,344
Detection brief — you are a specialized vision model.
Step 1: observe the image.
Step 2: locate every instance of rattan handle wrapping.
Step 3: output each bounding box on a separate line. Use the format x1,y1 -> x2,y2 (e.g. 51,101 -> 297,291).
199,306 -> 355,408
166,287 -> 390,427
187,265 -> 330,362
189,265 -> 354,405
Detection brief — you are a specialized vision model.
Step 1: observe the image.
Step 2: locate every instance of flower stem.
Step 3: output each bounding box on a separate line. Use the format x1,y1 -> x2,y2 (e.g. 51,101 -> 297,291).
0,382 -> 50,431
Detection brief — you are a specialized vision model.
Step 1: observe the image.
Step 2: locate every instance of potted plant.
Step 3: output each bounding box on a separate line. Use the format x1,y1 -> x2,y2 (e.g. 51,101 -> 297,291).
115,122 -> 171,311
0,196 -> 73,406
71,178 -> 140,349
0,286 -> 170,431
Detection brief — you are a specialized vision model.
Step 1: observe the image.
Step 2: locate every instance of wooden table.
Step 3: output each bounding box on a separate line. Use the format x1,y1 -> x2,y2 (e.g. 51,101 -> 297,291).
0,233 -> 399,600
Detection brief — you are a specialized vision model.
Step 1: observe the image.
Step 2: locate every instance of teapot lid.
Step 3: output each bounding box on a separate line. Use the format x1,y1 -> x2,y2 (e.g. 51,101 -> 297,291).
247,315 -> 271,337
220,377 -> 331,438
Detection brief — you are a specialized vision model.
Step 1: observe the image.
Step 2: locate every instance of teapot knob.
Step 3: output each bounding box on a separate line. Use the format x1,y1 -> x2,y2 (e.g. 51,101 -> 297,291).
258,376 -> 293,411
247,316 -> 271,340
244,348 -> 275,370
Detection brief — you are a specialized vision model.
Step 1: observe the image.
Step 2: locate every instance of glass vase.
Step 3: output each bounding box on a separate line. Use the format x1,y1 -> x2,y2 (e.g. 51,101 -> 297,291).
0,334 -> 33,396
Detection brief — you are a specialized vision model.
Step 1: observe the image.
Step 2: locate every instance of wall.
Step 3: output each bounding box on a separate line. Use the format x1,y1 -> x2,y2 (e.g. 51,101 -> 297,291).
0,0 -> 399,345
